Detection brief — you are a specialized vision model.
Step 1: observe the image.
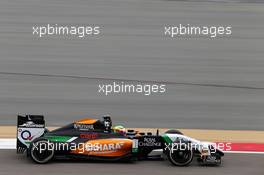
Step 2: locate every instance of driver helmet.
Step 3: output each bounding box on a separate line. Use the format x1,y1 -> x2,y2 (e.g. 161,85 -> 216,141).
112,125 -> 126,134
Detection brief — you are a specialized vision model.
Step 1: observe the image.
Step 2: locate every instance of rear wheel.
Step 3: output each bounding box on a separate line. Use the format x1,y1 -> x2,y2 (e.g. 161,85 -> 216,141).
29,138 -> 54,164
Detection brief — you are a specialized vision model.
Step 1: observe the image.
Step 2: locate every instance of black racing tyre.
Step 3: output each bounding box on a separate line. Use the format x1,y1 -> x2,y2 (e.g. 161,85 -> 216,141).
167,142 -> 193,166
165,129 -> 183,135
29,138 -> 54,164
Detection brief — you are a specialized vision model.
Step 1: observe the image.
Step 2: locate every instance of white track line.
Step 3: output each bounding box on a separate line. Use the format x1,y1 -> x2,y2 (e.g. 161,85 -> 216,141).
0,139 -> 16,149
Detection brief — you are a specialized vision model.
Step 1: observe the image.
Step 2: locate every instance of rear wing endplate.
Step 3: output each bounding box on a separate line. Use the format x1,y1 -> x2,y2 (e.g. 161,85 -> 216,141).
17,115 -> 45,154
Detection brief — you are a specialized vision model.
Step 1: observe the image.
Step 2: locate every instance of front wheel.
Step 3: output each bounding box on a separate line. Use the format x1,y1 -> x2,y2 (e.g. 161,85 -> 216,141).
29,138 -> 54,164
167,142 -> 193,166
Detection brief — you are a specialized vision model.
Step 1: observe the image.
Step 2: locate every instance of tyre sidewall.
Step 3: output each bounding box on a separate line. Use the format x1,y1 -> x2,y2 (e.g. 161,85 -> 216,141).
167,142 -> 193,166
29,138 -> 54,164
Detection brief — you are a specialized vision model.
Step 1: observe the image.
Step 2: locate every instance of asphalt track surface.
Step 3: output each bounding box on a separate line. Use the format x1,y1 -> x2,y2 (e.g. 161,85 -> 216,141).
0,150 -> 261,175
1,0 -> 264,129
1,0 -> 264,130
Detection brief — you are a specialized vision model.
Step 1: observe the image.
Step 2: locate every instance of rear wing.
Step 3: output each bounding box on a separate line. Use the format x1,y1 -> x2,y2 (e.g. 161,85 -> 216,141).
17,115 -> 45,154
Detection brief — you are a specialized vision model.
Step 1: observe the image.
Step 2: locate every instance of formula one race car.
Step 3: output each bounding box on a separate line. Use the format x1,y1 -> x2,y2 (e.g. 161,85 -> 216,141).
17,115 -> 224,166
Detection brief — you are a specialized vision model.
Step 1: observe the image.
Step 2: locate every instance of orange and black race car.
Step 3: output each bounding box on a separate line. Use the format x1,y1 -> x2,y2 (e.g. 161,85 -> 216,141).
16,115 -> 224,166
